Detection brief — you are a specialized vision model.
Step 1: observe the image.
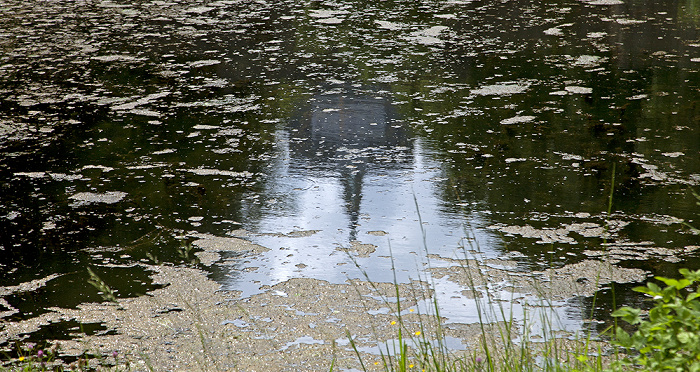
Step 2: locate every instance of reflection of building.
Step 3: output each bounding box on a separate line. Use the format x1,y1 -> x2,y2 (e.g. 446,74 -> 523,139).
286,89 -> 412,240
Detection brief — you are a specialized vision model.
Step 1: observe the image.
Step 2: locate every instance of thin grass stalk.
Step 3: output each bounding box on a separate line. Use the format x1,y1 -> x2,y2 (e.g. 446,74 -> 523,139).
346,330 -> 368,372
413,193 -> 455,371
460,249 -> 496,372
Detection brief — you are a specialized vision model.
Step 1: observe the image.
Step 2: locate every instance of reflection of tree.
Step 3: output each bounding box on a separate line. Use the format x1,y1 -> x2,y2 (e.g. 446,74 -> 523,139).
263,0 -> 698,267
286,88 -> 411,239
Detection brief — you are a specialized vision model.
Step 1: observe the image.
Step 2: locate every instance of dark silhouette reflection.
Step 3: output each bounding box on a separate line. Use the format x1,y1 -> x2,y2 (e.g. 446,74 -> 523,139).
286,87 -> 411,240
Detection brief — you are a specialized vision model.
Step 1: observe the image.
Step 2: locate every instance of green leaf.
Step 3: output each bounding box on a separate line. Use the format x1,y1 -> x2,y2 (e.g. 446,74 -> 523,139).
612,268 -> 700,370
614,327 -> 631,346
647,282 -> 662,293
678,332 -> 693,344
612,306 -> 642,324
656,276 -> 679,288
677,279 -> 692,290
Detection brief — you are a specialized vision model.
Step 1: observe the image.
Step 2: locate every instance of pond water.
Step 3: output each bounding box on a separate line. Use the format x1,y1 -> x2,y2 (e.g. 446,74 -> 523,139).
1,0 -> 699,353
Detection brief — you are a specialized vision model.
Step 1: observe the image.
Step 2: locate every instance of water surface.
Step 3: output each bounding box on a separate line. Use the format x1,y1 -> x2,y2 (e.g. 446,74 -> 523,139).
1,0 -> 699,345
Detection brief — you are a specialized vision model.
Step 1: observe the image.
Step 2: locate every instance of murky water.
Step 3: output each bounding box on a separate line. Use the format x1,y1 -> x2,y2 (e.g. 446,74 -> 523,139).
1,0 -> 699,352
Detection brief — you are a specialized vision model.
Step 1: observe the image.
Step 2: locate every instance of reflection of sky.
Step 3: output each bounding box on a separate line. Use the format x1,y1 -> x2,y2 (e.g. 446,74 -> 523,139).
224,129 -> 584,330
214,90 -> 585,327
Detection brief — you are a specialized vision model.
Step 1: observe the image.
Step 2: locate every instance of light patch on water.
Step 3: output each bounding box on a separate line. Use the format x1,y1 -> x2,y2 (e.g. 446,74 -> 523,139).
543,23 -> 573,37
184,6 -> 214,14
14,171 -> 47,178
564,86 -> 593,94
48,173 -> 83,181
627,94 -> 648,100
126,163 -> 168,170
471,82 -> 530,96
488,221 -> 622,244
504,158 -> 527,163
500,115 -> 536,125
4,211 -> 20,220
190,233 -> 270,254
553,152 -> 583,161
420,26 -> 449,37
572,55 -> 604,67
69,191 -> 127,205
543,27 -> 564,36
309,9 -> 347,24
179,167 -> 254,177
317,17 -> 343,24
587,31 -> 608,38
82,165 -> 114,172
309,9 -> 347,18
130,109 -> 161,117
533,260 -> 647,298
661,152 -> 684,158
188,59 -> 220,68
409,26 -> 449,45
111,92 -> 171,111
176,95 -> 260,113
91,55 -> 143,62
581,0 -> 624,4
615,18 -> 645,25
629,158 -> 695,185
585,242 -> 699,264
152,148 -> 176,155
431,257 -> 646,301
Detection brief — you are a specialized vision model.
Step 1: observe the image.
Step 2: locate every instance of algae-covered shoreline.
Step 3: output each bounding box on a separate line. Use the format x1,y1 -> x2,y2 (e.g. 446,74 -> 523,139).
1,233 -> 651,371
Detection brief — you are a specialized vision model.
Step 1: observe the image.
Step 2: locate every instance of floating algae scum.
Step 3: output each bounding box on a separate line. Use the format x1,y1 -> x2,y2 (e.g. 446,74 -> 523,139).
1,0 -> 699,370
0,228 -> 655,371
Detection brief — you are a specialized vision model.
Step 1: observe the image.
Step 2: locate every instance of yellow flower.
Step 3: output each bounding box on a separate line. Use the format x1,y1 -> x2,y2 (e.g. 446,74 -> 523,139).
19,356 -> 25,362
390,321 -> 396,325
409,364 -> 414,368
415,331 -> 421,336
409,309 -> 415,312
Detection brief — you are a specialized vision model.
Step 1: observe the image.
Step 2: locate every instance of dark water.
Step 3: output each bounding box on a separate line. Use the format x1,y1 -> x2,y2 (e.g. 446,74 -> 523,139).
1,0 -> 698,343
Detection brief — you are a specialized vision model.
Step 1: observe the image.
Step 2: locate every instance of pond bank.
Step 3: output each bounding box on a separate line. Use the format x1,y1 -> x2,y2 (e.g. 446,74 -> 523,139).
1,235 -> 649,371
